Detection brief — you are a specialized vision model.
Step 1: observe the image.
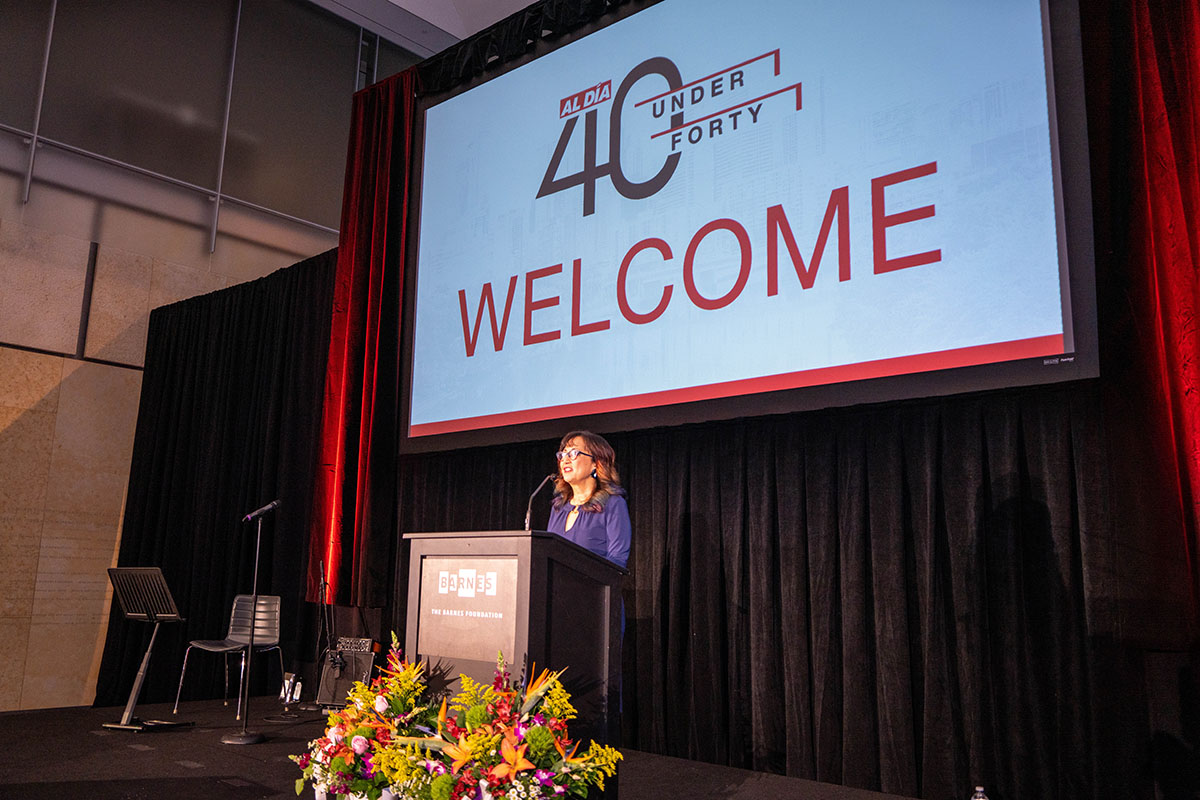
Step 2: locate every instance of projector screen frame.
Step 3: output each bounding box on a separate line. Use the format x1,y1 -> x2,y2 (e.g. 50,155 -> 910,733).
397,0 -> 1098,455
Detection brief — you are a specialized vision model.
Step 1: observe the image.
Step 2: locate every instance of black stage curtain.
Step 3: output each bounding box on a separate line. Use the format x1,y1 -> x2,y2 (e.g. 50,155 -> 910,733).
416,0 -> 657,96
94,249 -> 336,707
394,382 -> 1141,800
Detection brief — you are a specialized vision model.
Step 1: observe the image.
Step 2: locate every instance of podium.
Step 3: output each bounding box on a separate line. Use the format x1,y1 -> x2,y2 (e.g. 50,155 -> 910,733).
403,530 -> 625,746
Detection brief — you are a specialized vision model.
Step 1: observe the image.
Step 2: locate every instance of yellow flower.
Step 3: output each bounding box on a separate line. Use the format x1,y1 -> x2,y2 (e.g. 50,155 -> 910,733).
450,673 -> 497,714
374,740 -> 428,785
582,742 -> 624,789
542,679 -> 577,722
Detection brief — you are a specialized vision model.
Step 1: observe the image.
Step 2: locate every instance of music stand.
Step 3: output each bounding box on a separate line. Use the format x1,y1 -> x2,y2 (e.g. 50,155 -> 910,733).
104,567 -> 193,732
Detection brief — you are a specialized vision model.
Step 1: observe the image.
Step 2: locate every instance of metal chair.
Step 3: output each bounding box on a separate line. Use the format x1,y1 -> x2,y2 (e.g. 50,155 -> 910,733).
173,594 -> 284,720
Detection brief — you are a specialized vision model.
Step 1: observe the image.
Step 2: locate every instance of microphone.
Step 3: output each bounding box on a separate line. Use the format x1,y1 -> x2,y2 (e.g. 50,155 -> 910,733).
524,474 -> 557,531
242,499 -> 281,522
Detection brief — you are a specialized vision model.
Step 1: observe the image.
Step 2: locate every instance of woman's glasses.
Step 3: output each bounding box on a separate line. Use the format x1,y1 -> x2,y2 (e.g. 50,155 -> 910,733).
555,448 -> 593,461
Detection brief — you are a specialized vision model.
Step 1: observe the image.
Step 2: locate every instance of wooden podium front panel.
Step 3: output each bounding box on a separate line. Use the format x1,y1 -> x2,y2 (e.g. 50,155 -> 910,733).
416,556 -> 519,664
404,530 -> 623,747
405,532 -> 535,692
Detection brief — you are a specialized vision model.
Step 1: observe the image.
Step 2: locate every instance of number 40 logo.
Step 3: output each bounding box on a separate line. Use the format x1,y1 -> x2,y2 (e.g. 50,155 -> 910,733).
536,57 -> 686,217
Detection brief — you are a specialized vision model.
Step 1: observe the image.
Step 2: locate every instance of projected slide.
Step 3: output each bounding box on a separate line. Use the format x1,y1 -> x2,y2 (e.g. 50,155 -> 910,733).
410,0 -> 1067,437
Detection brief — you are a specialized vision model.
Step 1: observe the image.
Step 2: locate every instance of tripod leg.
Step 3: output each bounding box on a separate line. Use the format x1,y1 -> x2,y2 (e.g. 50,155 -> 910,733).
118,622 -> 160,727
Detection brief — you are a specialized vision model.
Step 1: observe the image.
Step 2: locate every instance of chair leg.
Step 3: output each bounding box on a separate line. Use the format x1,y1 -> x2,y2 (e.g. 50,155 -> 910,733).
222,653 -> 230,706
173,645 -> 194,714
276,648 -> 284,695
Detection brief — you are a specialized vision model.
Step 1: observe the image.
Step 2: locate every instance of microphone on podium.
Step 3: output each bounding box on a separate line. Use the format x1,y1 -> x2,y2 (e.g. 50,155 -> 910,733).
524,474 -> 557,531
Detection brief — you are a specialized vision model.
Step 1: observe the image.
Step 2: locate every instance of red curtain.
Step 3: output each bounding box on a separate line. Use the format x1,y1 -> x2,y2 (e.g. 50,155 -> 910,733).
1131,0 -> 1200,609
310,68 -> 417,605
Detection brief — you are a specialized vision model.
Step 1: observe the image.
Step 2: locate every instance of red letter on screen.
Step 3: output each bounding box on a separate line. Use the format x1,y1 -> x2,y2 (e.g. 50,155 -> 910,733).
684,219 -> 752,310
767,188 -> 850,294
618,238 -> 674,324
459,275 -> 519,357
524,264 -> 562,346
571,258 -> 610,336
872,161 -> 941,274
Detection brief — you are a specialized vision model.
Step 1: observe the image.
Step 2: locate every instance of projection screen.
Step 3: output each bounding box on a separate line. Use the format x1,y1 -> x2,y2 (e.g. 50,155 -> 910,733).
404,0 -> 1096,447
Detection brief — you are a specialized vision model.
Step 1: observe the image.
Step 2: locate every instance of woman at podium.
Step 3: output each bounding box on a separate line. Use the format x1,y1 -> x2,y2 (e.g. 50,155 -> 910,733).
547,430 -> 631,568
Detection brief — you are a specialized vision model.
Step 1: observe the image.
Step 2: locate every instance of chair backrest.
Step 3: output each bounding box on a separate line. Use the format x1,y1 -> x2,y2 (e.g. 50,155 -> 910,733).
225,594 -> 281,646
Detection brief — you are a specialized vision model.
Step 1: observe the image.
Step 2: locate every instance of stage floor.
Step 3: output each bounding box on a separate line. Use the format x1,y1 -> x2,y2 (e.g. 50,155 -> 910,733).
0,698 -> 911,800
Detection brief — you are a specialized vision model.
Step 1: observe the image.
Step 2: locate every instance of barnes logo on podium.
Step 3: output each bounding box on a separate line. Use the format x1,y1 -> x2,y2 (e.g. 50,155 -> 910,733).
418,556 -> 518,663
436,567 -> 499,598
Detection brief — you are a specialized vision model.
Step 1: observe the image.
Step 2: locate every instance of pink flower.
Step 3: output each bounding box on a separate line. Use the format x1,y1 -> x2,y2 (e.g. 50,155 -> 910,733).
328,725 -> 345,743
375,695 -> 389,714
351,735 -> 370,755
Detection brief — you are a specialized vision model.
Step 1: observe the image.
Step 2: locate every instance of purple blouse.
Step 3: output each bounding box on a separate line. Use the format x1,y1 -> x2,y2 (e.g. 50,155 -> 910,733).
547,491 -> 631,568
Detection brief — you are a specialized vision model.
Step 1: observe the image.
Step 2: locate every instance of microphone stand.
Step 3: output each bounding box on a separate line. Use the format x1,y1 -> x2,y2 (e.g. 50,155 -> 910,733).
299,561 -> 332,713
223,501 -> 277,745
525,474 -> 557,531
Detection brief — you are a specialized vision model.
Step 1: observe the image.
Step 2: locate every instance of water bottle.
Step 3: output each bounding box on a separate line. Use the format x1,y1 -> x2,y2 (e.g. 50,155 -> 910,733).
970,786 -> 988,800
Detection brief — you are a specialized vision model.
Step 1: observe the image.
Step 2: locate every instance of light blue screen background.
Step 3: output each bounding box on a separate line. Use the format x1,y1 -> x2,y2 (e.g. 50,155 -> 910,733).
411,0 -> 1062,431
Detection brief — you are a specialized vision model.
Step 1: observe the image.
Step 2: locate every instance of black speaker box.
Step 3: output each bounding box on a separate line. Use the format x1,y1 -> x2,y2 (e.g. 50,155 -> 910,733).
315,647 -> 374,707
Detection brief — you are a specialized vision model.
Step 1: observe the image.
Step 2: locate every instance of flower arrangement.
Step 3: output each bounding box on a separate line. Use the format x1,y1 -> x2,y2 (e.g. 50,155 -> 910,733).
292,635 -> 622,800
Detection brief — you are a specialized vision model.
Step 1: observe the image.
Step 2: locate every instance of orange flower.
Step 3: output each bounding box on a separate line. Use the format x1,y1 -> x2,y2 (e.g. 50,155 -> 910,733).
442,737 -> 474,774
488,732 -> 535,783
525,665 -> 550,695
520,666 -> 567,715
554,737 -> 583,764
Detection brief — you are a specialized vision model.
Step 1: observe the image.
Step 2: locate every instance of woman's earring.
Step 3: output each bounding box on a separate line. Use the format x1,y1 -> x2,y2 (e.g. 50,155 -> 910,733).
591,468 -> 598,479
